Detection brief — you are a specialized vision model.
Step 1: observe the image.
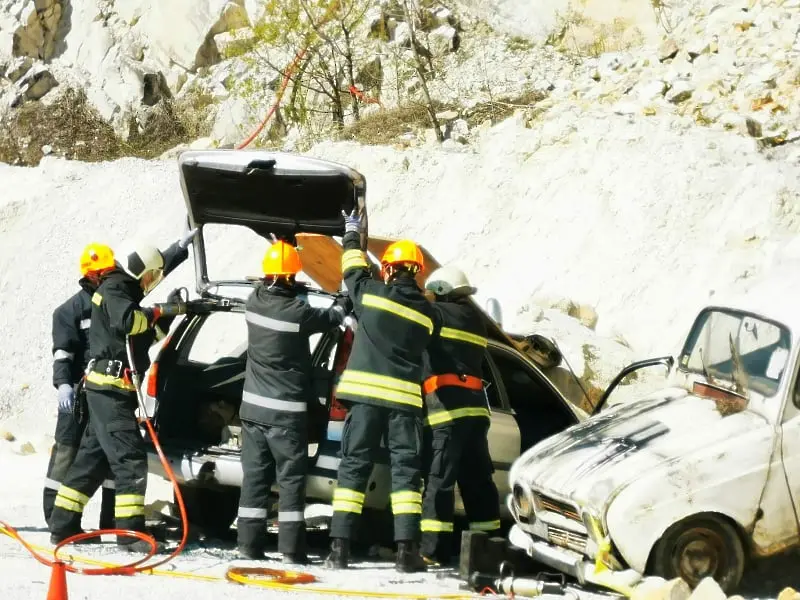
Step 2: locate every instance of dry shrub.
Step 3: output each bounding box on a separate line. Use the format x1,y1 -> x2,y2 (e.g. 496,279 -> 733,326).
340,100 -> 452,145
0,88 -> 122,166
465,89 -> 549,127
0,87 -> 214,166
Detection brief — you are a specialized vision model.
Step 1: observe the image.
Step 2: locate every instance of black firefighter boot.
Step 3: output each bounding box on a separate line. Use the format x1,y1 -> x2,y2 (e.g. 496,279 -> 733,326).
324,537 -> 350,569
395,540 -> 428,574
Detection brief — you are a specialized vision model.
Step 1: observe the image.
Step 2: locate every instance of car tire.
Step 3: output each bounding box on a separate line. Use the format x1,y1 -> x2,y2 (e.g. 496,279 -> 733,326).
174,484 -> 240,538
651,513 -> 745,593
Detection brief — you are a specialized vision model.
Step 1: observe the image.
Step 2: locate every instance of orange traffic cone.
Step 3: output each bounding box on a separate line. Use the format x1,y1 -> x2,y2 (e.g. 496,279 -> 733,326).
46,561 -> 68,600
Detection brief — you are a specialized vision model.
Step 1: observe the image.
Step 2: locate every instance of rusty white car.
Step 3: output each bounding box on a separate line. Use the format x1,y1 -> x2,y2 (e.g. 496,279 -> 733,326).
507,282 -> 800,593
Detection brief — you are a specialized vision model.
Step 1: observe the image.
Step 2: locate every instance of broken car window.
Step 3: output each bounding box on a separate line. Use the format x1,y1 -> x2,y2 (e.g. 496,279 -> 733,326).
679,309 -> 791,398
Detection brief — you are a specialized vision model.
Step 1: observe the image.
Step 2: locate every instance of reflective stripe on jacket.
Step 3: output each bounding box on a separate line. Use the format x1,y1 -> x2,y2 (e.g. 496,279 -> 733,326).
239,281 -> 344,426
422,299 -> 489,427
336,232 -> 439,414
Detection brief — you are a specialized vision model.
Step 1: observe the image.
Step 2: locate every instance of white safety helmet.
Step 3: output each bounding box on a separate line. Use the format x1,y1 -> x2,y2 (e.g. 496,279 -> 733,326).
117,241 -> 165,293
424,265 -> 477,297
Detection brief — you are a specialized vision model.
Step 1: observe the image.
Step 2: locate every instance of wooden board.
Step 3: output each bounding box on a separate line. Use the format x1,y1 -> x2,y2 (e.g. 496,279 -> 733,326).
296,233 -> 344,293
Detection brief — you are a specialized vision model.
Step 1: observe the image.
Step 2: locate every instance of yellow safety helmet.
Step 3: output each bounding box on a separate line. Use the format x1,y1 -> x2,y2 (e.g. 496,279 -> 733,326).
263,240 -> 302,276
380,240 -> 424,273
79,243 -> 115,277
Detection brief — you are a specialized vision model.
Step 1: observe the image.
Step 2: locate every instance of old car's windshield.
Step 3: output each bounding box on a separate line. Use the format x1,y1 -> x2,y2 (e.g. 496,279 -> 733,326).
678,308 -> 791,398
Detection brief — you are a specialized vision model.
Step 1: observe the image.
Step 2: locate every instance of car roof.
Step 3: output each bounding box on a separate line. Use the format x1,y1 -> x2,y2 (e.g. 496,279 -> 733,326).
704,277 -> 798,334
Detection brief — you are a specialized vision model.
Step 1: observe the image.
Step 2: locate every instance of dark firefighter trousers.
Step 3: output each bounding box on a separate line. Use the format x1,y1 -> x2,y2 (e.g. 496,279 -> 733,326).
49,388 -> 148,543
330,403 -> 423,542
420,417 -> 501,561
237,419 -> 308,555
43,411 -> 115,529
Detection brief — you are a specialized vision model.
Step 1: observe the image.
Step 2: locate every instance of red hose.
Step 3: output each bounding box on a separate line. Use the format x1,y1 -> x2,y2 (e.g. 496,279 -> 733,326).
236,0 -> 343,149
0,415 -> 189,576
236,48 -> 309,150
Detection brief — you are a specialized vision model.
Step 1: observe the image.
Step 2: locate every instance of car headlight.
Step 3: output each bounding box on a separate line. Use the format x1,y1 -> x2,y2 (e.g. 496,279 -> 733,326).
512,484 -> 535,523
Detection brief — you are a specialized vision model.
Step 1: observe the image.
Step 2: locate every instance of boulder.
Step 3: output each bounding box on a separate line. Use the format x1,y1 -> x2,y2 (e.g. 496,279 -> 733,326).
11,67 -> 57,106
448,118 -> 470,143
428,24 -> 459,56
633,578 -> 693,600
393,21 -> 411,47
118,0 -> 249,73
632,577 -> 670,600
666,80 -> 694,104
658,38 -> 680,62
11,0 -> 64,61
687,578 -> 726,600
545,298 -> 599,330
431,6 -> 457,28
6,56 -> 33,83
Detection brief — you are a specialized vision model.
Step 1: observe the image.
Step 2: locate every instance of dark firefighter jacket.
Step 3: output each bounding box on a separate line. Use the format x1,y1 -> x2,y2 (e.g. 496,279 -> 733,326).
52,278 -> 97,388
337,231 -> 440,414
421,298 -> 490,428
85,242 -> 188,392
240,281 -> 346,427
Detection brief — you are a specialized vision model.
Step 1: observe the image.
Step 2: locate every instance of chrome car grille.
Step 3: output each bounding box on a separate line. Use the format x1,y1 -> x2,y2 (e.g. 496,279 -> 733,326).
534,492 -> 582,524
547,525 -> 588,554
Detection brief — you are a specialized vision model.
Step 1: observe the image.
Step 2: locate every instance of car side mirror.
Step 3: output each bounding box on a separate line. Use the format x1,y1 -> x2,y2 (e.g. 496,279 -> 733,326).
485,298 -> 503,327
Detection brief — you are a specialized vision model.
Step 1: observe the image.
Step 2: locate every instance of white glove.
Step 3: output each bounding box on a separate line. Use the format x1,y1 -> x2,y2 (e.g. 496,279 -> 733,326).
178,225 -> 198,249
341,209 -> 361,234
57,384 -> 74,414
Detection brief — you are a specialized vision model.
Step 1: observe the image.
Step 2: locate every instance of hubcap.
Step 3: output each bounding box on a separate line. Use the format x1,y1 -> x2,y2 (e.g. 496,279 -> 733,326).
672,526 -> 727,586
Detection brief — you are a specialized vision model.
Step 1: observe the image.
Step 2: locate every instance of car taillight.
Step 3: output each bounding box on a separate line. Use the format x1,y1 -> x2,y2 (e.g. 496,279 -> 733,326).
329,395 -> 348,421
328,327 -> 354,422
147,362 -> 159,398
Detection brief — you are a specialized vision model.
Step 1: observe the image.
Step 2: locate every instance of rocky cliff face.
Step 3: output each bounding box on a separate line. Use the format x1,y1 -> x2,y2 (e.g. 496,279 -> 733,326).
0,0 -> 671,158
1,0 -> 800,412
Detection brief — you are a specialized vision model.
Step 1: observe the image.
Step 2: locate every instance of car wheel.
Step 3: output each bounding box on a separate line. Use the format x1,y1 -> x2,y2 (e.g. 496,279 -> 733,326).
174,484 -> 240,538
651,514 -> 745,593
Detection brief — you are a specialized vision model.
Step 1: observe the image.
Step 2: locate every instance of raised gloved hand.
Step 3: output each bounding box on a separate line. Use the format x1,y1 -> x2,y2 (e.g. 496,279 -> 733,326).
57,383 -> 75,414
178,224 -> 199,249
341,209 -> 361,234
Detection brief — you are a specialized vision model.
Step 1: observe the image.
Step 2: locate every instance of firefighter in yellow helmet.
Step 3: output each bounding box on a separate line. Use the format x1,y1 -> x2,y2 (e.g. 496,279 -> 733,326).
43,243 -> 117,531
49,227 -> 196,552
325,211 -> 440,573
237,240 -> 349,564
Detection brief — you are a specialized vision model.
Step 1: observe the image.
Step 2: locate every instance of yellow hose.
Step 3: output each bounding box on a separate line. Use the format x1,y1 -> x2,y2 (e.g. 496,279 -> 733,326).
0,526 -> 477,598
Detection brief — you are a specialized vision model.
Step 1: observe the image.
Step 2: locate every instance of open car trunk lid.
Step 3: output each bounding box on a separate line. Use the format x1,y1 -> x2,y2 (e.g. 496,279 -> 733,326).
177,149 -> 368,292
176,150 -> 521,356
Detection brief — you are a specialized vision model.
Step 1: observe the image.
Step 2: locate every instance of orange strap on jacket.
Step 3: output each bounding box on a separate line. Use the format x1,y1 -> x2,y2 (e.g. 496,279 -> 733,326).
423,374 -> 483,395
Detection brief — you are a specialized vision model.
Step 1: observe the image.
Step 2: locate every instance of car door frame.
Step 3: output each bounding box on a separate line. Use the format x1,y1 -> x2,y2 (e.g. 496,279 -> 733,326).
774,341 -> 800,552
592,356 -> 676,415
485,340 -> 585,423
